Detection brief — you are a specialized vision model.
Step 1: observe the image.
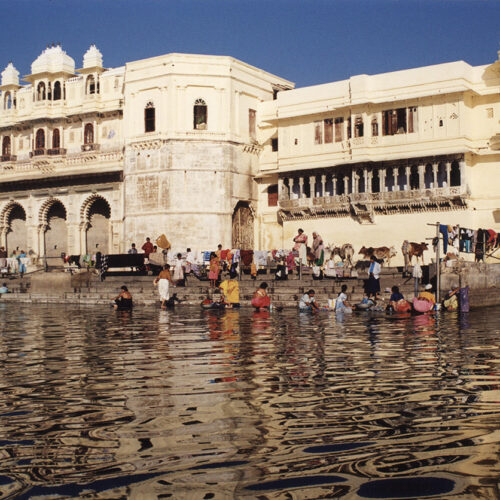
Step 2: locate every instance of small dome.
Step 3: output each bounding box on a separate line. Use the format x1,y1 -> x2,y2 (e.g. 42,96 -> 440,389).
1,62 -> 19,86
83,45 -> 103,68
31,45 -> 75,75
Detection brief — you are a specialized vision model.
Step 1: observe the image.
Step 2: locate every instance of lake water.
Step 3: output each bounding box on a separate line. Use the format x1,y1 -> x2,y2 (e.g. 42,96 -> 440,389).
0,304 -> 499,499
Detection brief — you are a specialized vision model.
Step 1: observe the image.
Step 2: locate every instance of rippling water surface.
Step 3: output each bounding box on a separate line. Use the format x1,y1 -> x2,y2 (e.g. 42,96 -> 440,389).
0,303 -> 499,499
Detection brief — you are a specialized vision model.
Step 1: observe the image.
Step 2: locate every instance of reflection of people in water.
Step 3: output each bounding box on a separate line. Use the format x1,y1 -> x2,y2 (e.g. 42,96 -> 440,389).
113,285 -> 133,310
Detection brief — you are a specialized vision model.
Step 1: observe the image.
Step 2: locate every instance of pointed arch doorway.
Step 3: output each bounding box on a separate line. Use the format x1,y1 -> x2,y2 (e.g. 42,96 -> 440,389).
232,202 -> 254,250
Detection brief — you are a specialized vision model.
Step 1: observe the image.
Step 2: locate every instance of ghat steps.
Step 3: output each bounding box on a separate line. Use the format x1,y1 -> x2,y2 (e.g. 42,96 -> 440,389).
0,266 -> 422,308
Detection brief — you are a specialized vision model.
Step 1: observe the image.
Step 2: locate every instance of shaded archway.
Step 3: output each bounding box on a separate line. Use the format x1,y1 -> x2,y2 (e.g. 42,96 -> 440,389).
4,203 -> 27,254
424,164 -> 433,188
450,160 -> 461,187
43,201 -> 67,258
409,165 -> 419,190
232,202 -> 254,250
84,196 -> 111,254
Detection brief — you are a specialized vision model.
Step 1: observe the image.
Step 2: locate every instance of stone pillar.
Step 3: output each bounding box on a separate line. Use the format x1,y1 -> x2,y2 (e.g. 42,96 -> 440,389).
363,169 -> 368,193
344,176 -> 349,195
321,174 -> 326,197
352,171 -> 358,194
392,167 -> 399,191
38,224 -> 47,257
289,177 -> 295,199
309,175 -> 316,198
418,164 -> 425,190
299,177 -> 304,198
405,166 -> 410,191
332,175 -> 337,196
459,159 -> 465,188
445,161 -> 451,187
432,163 -> 438,188
367,171 -> 373,193
380,169 -> 386,193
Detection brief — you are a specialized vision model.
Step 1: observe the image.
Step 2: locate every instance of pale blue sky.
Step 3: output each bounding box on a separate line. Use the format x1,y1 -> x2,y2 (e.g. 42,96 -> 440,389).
1,0 -> 499,87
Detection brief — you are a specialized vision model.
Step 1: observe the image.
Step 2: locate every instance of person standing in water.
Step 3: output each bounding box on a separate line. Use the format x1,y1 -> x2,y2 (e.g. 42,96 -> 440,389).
154,264 -> 174,310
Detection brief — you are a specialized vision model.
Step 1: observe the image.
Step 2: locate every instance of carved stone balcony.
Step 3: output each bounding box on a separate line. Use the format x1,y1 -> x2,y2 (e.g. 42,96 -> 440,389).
279,185 -> 468,221
31,148 -> 47,157
0,155 -> 16,162
81,143 -> 100,152
47,148 -> 67,156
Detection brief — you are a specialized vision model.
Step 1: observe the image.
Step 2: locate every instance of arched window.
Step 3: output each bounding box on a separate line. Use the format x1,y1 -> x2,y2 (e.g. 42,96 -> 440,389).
52,129 -> 60,149
144,102 -> 155,133
371,118 -> 378,136
424,164 -> 433,188
86,75 -> 96,95
194,98 -> 207,130
37,82 -> 46,101
36,129 -> 45,149
53,81 -> 61,101
84,123 -> 94,145
2,136 -> 11,156
409,165 -> 419,190
4,92 -> 12,110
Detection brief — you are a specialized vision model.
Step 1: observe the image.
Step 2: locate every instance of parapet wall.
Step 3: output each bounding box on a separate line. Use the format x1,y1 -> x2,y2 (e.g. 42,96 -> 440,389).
440,261 -> 500,308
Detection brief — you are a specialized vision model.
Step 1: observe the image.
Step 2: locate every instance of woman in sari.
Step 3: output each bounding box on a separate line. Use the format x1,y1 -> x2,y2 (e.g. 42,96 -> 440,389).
293,229 -> 308,267
208,252 -> 219,288
311,232 -> 324,266
251,282 -> 271,311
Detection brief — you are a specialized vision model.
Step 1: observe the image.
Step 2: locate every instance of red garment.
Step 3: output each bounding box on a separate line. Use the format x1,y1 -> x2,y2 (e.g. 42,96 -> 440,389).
487,229 -> 497,243
240,250 -> 254,266
251,295 -> 271,309
286,251 -> 296,271
221,249 -> 229,260
142,241 -> 154,256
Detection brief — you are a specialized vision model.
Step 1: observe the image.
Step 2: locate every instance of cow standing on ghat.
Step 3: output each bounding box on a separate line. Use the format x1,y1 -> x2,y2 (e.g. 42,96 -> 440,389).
358,246 -> 397,266
402,241 -> 429,265
332,244 -> 354,268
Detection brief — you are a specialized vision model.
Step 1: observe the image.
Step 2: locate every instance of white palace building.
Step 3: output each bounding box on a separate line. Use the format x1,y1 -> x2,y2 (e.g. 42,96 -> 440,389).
0,44 -> 499,264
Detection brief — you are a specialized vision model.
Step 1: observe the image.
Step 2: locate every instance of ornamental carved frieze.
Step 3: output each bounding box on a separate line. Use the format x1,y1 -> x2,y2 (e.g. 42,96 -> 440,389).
129,140 -> 164,151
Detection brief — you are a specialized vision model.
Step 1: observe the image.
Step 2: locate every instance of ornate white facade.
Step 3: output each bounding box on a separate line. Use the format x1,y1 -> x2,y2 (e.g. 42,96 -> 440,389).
0,45 -> 499,264
0,45 -> 292,259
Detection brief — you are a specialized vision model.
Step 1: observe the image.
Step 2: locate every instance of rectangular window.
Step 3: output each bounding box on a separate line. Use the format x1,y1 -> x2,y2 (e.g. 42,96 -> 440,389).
271,138 -> 278,152
249,109 -> 256,140
314,121 -> 322,144
408,107 -> 418,133
268,185 -> 278,206
383,108 -> 414,135
347,117 -> 352,139
334,117 -> 344,142
145,107 -> 155,133
354,116 -> 364,138
324,119 -> 333,143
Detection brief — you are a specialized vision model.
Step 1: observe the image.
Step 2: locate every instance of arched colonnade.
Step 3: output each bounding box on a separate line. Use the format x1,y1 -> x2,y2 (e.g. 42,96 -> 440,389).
0,193 -> 120,259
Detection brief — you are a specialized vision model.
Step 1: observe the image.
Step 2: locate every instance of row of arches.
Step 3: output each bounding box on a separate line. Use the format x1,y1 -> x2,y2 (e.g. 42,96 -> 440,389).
143,98 -> 207,133
1,196 -> 111,256
36,81 -> 64,101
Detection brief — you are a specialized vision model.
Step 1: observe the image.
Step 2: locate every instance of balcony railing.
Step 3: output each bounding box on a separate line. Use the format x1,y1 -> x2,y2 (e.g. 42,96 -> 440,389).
31,148 -> 47,157
47,148 -> 67,156
0,155 -> 16,162
81,143 -> 100,152
279,185 -> 467,213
